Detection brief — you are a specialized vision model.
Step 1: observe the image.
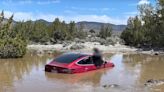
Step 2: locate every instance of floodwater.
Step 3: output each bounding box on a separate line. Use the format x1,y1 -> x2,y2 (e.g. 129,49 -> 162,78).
0,53 -> 164,92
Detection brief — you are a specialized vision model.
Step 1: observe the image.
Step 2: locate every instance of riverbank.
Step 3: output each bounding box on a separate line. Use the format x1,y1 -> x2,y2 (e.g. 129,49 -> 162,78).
27,42 -> 164,55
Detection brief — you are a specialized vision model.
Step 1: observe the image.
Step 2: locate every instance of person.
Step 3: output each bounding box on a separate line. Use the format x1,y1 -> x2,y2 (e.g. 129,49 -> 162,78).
92,48 -> 104,68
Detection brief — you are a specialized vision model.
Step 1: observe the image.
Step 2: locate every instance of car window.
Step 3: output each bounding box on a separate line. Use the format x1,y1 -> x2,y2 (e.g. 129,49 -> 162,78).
78,57 -> 93,64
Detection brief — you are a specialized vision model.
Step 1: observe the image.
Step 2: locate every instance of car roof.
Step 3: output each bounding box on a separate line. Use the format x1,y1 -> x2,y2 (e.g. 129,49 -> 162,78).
63,53 -> 89,57
54,53 -> 89,64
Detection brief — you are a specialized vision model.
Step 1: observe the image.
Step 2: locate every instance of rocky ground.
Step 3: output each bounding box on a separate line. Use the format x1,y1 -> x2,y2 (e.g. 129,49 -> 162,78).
27,42 -> 136,53
27,36 -> 164,55
27,42 -> 164,55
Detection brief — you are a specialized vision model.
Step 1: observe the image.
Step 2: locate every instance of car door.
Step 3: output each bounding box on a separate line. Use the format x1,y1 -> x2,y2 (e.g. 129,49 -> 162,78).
77,56 -> 97,72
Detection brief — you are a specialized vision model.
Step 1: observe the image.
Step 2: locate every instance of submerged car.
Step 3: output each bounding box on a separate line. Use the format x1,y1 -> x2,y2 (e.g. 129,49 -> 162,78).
45,53 -> 114,74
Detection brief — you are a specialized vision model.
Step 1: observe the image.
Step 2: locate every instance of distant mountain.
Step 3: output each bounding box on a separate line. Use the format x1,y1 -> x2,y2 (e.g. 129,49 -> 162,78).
76,21 -> 126,32
34,19 -> 52,25
10,19 -> 126,32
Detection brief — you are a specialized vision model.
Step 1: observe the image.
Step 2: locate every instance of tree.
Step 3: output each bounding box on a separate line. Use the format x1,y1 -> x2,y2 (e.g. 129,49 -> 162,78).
30,20 -> 49,43
0,11 -> 27,58
121,0 -> 164,47
121,16 -> 144,46
51,18 -> 68,42
69,21 -> 77,37
99,25 -> 112,39
75,22 -> 87,39
0,10 -> 4,28
89,29 -> 95,33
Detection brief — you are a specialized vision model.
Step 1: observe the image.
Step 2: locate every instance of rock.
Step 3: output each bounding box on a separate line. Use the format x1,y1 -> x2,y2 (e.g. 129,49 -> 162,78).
70,44 -> 85,50
45,41 -> 52,45
89,37 -> 108,45
74,38 -> 85,43
154,52 -> 159,55
63,41 -> 71,47
103,84 -> 119,88
56,40 -> 63,44
36,50 -> 44,56
93,42 -> 100,45
46,50 -> 54,54
50,38 -> 56,43
79,39 -> 85,43
144,79 -> 164,87
99,39 -> 108,45
74,38 -> 80,42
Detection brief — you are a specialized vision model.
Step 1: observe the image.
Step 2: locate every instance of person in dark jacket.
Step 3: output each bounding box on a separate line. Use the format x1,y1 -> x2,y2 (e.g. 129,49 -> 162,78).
92,48 -> 104,68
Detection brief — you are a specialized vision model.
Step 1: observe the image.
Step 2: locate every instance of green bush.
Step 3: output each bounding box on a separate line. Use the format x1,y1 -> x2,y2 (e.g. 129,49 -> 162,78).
121,3 -> 164,47
99,25 -> 112,39
0,38 -> 27,58
0,11 -> 27,58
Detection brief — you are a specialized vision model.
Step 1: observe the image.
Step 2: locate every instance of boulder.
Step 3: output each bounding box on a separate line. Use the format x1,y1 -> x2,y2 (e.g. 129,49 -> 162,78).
70,44 -> 85,50
74,38 -> 80,42
63,41 -> 71,47
144,79 -> 164,87
45,41 -> 52,45
103,84 -> 119,88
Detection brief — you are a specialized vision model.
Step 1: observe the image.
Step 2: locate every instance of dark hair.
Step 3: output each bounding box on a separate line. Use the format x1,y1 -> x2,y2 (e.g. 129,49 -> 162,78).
93,48 -> 100,53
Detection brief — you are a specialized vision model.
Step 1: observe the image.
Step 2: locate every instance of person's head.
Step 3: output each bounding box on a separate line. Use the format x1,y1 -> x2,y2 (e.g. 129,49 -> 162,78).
93,48 -> 100,53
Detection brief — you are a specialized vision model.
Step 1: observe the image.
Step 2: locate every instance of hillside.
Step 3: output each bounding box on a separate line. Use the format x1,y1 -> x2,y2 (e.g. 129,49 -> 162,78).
76,21 -> 126,32
11,19 -> 126,33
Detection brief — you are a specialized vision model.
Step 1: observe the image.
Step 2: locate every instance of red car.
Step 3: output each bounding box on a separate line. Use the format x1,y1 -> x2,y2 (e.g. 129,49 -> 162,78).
45,53 -> 114,74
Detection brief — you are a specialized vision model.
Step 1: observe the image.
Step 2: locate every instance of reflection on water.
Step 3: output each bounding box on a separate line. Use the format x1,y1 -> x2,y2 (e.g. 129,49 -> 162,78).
0,53 -> 164,92
0,54 -> 51,92
123,54 -> 164,92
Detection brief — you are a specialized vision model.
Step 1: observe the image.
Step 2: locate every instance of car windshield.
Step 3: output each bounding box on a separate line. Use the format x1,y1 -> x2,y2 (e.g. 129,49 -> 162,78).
54,54 -> 87,64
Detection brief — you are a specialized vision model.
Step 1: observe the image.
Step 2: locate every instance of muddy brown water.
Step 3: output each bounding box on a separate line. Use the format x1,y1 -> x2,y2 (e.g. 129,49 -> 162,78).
0,53 -> 164,92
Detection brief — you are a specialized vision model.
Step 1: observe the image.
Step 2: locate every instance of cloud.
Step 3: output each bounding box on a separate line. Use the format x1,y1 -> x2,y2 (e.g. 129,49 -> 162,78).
138,0 -> 150,5
17,0 -> 32,4
2,0 -> 32,5
4,11 -> 34,20
3,10 -> 127,25
70,7 -> 114,13
65,15 -> 127,25
102,8 -> 110,11
36,0 -> 60,5
123,11 -> 139,23
124,11 -> 138,16
64,10 -> 77,14
3,11 -> 59,21
2,0 -> 60,5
